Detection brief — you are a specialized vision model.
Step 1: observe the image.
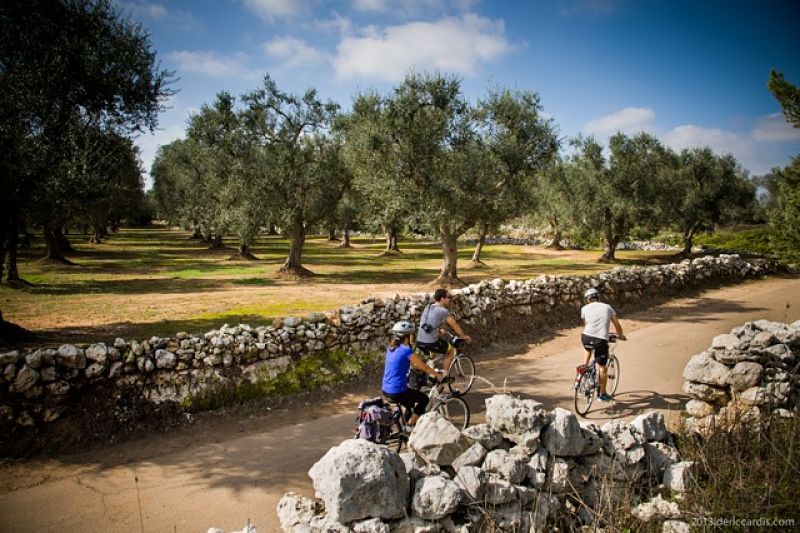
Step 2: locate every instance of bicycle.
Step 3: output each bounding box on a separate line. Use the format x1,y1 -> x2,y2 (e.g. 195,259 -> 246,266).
417,331 -> 477,395
573,334 -> 621,417
383,376 -> 470,451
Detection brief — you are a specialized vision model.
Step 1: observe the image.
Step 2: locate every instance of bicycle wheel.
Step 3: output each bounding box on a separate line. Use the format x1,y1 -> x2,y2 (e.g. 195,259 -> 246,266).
436,396 -> 470,430
384,408 -> 409,452
449,355 -> 476,395
573,371 -> 596,416
606,356 -> 620,396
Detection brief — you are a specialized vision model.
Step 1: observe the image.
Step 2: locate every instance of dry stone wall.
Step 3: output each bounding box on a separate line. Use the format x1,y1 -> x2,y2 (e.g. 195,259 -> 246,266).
276,397 -> 692,532
0,255 -> 777,435
682,319 -> 800,431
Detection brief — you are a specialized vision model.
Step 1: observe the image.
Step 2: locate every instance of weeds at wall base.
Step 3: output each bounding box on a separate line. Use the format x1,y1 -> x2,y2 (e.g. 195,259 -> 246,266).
675,409 -> 800,526
181,349 -> 383,413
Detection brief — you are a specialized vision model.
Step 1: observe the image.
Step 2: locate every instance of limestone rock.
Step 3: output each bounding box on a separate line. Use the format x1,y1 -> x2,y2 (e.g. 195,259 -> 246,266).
663,520 -> 691,533
411,475 -> 462,521
484,394 -> 546,450
549,458 -> 570,493
579,423 -> 604,455
85,362 -> 106,379
56,345 -> 86,369
0,350 -> 21,365
711,333 -> 740,351
631,494 -> 680,522
663,461 -> 695,493
630,412 -> 668,442
726,361 -> 763,392
483,449 -> 527,484
485,476 -> 516,505
451,442 -> 486,471
85,343 -> 108,364
682,352 -> 730,386
10,365 -> 38,393
276,492 -> 323,531
682,381 -> 729,405
685,399 -> 716,418
351,517 -> 389,533
643,442 -> 680,477
408,412 -> 469,466
462,423 -> 505,450
155,349 -> 177,369
308,439 -> 408,523
542,407 -> 585,456
454,465 -> 486,501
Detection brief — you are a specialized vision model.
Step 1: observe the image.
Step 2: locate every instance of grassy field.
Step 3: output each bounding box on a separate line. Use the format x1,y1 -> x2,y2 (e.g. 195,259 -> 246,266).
1,226 -> 676,344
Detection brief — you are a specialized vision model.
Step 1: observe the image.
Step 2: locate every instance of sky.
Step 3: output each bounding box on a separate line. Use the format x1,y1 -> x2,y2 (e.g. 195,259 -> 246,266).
117,0 -> 800,188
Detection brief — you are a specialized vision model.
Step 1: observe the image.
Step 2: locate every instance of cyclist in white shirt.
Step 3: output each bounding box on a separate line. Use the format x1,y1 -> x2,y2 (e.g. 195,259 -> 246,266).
580,288 -> 625,401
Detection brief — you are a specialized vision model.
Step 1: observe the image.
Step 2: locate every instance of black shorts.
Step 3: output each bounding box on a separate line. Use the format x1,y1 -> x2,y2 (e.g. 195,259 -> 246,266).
581,334 -> 609,366
384,389 -> 430,418
416,339 -> 450,357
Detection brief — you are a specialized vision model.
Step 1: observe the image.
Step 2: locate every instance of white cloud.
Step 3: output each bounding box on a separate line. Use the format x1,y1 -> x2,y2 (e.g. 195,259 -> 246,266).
661,117 -> 800,176
662,124 -> 750,156
332,14 -> 514,81
169,51 -> 253,79
352,0 -> 480,17
118,1 -> 199,29
263,37 -> 325,69
243,0 -> 315,21
582,107 -> 655,136
751,113 -> 800,142
352,0 -> 389,12
311,13 -> 354,36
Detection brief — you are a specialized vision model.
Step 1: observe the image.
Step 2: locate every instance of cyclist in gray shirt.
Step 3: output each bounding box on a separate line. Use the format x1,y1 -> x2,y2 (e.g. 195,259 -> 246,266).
416,288 -> 471,375
580,288 -> 625,402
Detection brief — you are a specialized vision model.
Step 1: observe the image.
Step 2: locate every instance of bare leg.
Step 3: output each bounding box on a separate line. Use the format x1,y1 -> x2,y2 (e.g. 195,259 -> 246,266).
408,413 -> 420,426
443,346 -> 456,376
598,364 -> 607,395
583,349 -> 592,366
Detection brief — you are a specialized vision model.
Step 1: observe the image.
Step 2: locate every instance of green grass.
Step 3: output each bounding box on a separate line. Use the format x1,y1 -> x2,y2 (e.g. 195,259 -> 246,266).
0,225 -> 681,343
693,225 -> 775,256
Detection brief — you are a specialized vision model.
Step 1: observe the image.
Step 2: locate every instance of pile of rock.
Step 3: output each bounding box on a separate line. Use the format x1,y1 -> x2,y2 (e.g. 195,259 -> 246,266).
682,319 -> 800,431
616,240 -> 681,251
277,394 -> 693,532
0,254 -> 777,431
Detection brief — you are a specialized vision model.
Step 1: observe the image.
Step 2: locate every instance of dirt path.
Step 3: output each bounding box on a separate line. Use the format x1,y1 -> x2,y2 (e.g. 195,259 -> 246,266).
0,277 -> 798,532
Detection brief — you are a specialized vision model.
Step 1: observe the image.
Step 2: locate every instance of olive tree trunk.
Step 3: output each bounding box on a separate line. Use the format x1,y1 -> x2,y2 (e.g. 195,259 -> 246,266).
471,222 -> 487,264
279,217 -> 313,276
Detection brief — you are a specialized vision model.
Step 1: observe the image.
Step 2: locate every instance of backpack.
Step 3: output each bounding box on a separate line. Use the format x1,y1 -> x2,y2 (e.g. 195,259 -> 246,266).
355,397 -> 395,443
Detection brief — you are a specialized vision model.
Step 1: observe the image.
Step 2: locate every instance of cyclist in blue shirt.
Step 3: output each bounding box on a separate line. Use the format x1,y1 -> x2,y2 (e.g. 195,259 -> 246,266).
382,321 -> 443,426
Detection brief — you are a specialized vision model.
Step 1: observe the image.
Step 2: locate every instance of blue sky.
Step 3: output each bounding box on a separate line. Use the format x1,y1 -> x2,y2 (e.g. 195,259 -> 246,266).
118,0 -> 800,187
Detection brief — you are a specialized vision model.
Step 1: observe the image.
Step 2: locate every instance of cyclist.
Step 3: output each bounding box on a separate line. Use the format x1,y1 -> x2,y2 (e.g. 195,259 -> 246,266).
579,288 -> 625,402
416,288 -> 472,376
382,321 -> 443,426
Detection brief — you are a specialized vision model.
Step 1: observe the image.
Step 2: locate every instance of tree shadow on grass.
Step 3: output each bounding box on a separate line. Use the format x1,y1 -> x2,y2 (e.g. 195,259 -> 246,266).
22,314 -> 277,348
24,277 -> 226,296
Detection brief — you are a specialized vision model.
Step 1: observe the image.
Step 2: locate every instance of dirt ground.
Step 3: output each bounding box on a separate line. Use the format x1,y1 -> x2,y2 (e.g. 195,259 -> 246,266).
0,276 -> 798,532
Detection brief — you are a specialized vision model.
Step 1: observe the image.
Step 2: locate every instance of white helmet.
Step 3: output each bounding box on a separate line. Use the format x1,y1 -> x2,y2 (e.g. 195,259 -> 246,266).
391,321 -> 415,335
584,288 -> 600,300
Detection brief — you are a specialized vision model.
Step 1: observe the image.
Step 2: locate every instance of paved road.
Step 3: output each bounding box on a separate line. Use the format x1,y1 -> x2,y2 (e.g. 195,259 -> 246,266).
1,277 -> 798,532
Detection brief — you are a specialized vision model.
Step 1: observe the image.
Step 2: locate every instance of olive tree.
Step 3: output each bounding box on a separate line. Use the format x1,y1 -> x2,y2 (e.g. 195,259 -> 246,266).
470,88 -> 559,261
0,0 -> 172,274
242,75 -> 344,276
566,133 -> 671,260
768,70 -> 800,261
668,147 -> 755,255
341,92 -> 410,255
